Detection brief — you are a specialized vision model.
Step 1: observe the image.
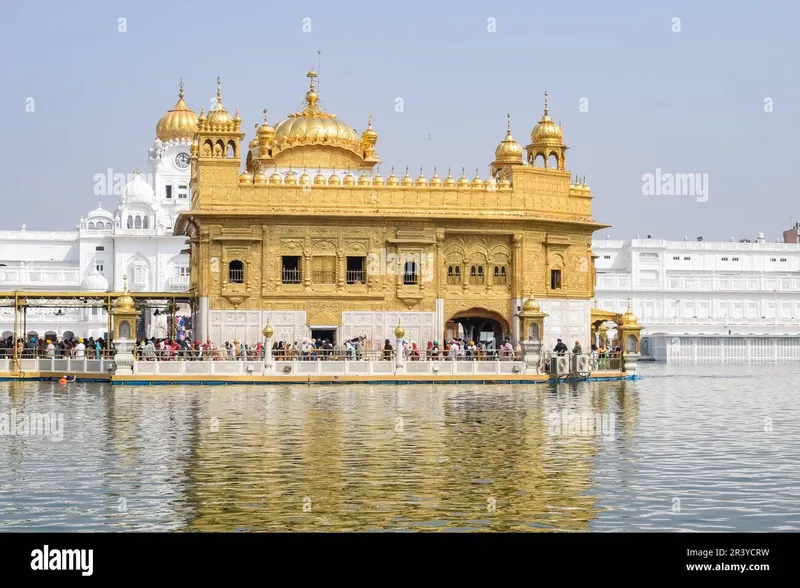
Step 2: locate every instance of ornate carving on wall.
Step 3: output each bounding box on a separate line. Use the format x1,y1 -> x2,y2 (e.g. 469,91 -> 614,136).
444,298 -> 511,322
307,301 -> 342,326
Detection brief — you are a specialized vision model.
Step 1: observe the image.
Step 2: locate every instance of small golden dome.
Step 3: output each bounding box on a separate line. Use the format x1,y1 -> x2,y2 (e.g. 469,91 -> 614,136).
299,171 -> 311,185
621,301 -> 638,326
343,171 -> 355,186
257,108 -> 275,141
443,168 -> 456,188
206,78 -> 234,127
357,172 -> 371,186
197,108 -> 206,125
113,276 -> 136,312
314,170 -> 327,185
248,134 -> 259,151
530,91 -> 563,145
457,168 -> 470,188
372,171 -> 385,186
471,169 -> 484,188
400,166 -> 413,187
239,171 -> 253,184
495,114 -> 524,162
284,169 -> 298,184
522,297 -> 541,313
254,171 -> 268,185
415,167 -> 428,187
269,171 -> 283,185
394,322 -> 405,339
233,108 -> 241,125
262,322 -> 274,339
361,114 -> 378,146
386,167 -> 399,186
430,168 -> 442,187
328,171 -> 342,186
156,79 -> 198,143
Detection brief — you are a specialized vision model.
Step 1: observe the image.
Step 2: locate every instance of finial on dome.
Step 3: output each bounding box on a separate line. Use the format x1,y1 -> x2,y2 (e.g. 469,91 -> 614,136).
179,78 -> 184,100
507,112 -> 511,133
216,77 -> 222,102
135,167 -> 140,175
307,69 -> 317,89
263,108 -> 268,123
122,274 -> 128,293
544,90 -> 549,116
368,113 -> 373,127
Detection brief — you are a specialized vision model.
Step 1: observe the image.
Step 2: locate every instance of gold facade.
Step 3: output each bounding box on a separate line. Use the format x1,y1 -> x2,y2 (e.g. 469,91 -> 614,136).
176,71 -> 608,341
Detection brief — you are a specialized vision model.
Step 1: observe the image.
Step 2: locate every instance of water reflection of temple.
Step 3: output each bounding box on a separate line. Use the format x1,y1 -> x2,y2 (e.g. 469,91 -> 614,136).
174,383 -> 639,531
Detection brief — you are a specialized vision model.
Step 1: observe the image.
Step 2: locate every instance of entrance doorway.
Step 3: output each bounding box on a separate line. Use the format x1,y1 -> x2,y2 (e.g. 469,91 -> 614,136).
447,308 -> 510,350
311,328 -> 336,345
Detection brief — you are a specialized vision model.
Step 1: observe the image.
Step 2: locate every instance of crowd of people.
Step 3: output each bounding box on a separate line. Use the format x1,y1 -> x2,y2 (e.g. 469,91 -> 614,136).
0,336 -> 110,359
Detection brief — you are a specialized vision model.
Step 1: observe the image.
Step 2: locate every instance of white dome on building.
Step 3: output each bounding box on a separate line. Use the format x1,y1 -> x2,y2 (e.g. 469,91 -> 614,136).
81,267 -> 109,292
87,204 -> 114,221
122,171 -> 155,204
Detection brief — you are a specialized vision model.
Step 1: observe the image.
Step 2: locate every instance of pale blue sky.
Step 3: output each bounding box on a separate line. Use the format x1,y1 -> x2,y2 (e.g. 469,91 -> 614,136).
2,0 -> 798,240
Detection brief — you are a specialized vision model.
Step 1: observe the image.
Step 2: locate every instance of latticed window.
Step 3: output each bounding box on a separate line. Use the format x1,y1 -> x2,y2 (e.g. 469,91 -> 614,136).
493,265 -> 507,284
447,265 -> 461,285
228,260 -> 244,284
403,261 -> 418,285
312,256 -> 336,284
470,265 -> 484,285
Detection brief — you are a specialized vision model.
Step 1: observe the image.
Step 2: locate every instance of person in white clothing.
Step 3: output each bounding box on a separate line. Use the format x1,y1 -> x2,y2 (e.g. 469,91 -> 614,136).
74,338 -> 86,358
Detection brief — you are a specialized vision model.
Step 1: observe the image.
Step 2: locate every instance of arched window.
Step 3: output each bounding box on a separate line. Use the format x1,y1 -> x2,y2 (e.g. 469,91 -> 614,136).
127,216 -> 133,229
105,222 -> 113,230
165,183 -> 173,199
134,216 -> 142,229
548,153 -> 559,169
447,265 -> 461,285
178,184 -> 188,199
403,261 -> 417,285
470,265 -> 484,285
227,141 -> 236,158
143,216 -> 149,229
494,265 -> 508,284
88,222 -> 95,229
535,154 -> 545,168
229,260 -> 244,284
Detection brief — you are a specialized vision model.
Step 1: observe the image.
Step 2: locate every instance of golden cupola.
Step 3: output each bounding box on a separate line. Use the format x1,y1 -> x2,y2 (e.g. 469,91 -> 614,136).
156,79 -> 198,143
200,78 -> 238,132
494,114 -> 523,163
269,70 -> 380,171
526,91 -> 568,171
257,108 -> 275,146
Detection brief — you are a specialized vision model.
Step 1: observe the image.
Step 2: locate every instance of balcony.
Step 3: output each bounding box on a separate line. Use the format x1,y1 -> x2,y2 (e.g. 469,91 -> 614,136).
167,276 -> 190,291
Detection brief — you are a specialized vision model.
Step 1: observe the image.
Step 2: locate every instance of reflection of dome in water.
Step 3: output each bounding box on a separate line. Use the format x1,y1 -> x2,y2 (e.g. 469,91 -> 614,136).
81,268 -> 109,292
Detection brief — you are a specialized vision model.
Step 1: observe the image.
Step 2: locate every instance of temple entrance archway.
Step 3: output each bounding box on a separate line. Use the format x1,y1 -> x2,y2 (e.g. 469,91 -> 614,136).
446,308 -> 510,350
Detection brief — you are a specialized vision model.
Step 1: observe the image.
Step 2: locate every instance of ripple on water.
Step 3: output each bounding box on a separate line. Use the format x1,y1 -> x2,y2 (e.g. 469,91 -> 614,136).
0,364 -> 799,531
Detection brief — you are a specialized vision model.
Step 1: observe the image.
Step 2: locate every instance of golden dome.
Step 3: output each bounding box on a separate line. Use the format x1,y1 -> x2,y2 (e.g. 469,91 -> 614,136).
400,166 -> 413,187
314,170 -> 327,185
621,300 -> 638,326
522,297 -> 541,313
530,91 -> 563,145
206,78 -> 234,127
239,171 -> 253,184
495,114 -> 523,162
284,169 -> 298,185
343,171 -> 355,186
299,170 -> 311,185
386,167 -> 399,186
357,172 -> 371,186
361,114 -> 378,146
254,171 -> 268,185
394,322 -> 405,339
155,79 -> 198,143
415,168 -> 428,187
457,168 -> 470,188
443,168 -> 456,188
471,169 -> 484,188
262,322 -> 274,339
430,168 -> 442,187
113,276 -> 136,312
372,171 -> 385,186
328,171 -> 342,186
272,70 -> 362,155
269,171 -> 283,185
257,108 -> 275,142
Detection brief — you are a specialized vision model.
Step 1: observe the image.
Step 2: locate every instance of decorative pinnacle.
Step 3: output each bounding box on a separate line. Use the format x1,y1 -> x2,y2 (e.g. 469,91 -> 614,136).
368,113 -> 373,127
506,112 -> 511,133
263,108 -> 268,123
179,78 -> 184,100
544,90 -> 549,115
122,274 -> 128,292
216,77 -> 222,102
307,69 -> 317,89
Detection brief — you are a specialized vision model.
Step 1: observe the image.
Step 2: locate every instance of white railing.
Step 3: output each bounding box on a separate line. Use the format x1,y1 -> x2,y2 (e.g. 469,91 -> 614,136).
597,274 -> 800,292
132,359 -> 528,377
0,358 -> 115,374
167,276 -> 190,290
0,268 -> 81,287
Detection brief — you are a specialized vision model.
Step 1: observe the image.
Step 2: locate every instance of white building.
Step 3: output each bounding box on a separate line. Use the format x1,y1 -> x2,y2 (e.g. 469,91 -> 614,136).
0,83 -> 197,341
593,233 -> 800,362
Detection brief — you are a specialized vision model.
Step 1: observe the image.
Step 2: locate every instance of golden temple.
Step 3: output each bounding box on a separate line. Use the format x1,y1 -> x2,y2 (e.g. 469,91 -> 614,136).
174,71 -> 609,349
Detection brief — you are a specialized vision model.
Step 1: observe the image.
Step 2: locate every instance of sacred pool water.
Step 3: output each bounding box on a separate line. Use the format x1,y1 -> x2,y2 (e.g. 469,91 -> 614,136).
1,363 -> 798,532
